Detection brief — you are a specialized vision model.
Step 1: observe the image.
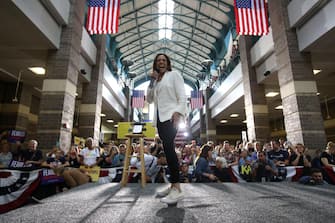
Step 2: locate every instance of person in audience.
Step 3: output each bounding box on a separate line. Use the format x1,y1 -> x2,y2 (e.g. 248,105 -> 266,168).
43,149 -> 68,171
181,145 -> 192,165
62,168 -> 91,188
320,141 -> 335,167
238,149 -> 253,181
0,141 -> 13,168
104,145 -> 121,167
179,161 -> 193,183
79,137 -> 101,168
46,146 -> 59,158
131,151 -> 168,183
22,139 -> 43,167
11,141 -> 24,161
67,145 -> 81,168
222,140 -> 238,167
268,140 -> 289,167
150,137 -> 164,157
42,149 -> 90,189
118,144 -> 126,165
252,151 -> 278,182
299,168 -> 327,185
194,144 -> 217,182
190,144 -> 200,166
289,143 -> 311,176
311,148 -> 323,169
213,156 -> 231,182
251,141 -> 262,161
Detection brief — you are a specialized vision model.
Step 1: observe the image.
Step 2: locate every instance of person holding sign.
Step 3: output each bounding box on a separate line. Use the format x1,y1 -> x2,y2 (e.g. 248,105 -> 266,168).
147,53 -> 187,205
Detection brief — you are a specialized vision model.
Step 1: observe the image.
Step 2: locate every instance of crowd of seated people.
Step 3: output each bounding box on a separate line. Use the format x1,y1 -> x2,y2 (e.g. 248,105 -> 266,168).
1,136 -> 335,191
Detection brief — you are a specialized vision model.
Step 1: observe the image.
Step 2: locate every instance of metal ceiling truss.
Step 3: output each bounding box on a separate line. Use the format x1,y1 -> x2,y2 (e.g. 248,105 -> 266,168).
110,0 -> 235,89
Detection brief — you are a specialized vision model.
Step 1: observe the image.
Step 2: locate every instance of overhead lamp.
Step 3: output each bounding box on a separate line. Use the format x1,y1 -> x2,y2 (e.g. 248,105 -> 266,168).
230,114 -> 239,118
313,69 -> 321,75
127,72 -> 137,79
201,59 -> 213,67
242,120 -> 247,123
114,124 -> 118,128
100,113 -> 106,117
121,59 -> 134,67
265,92 -> 279,97
220,119 -> 228,123
183,132 -> 189,137
275,105 -> 283,110
28,67 -> 46,75
106,119 -> 114,123
316,92 -> 320,96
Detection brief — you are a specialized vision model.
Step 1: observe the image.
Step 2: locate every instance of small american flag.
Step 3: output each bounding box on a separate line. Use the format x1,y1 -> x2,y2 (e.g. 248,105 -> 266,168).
234,0 -> 269,36
132,90 -> 145,108
190,90 -> 203,109
86,0 -> 121,35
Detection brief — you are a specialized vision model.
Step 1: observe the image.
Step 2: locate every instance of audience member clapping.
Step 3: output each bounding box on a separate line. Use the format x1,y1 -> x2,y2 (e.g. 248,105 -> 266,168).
289,143 -> 311,176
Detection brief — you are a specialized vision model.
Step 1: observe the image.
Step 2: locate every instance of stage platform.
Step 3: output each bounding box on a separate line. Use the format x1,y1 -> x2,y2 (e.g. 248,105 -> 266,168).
1,182 -> 334,223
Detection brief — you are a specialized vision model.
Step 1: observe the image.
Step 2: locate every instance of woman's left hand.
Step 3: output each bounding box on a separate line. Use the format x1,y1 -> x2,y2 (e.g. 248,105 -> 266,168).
171,112 -> 182,129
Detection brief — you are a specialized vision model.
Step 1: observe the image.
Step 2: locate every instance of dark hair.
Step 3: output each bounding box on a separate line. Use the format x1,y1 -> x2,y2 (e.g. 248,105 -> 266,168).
199,145 -> 212,160
157,151 -> 166,159
311,168 -> 322,175
257,151 -> 266,156
153,53 -> 172,72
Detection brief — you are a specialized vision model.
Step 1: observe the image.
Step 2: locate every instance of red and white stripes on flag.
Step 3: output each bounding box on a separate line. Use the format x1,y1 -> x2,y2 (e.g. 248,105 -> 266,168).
0,170 -> 40,213
86,0 -> 121,35
190,90 -> 203,109
234,0 -> 269,36
132,90 -> 145,108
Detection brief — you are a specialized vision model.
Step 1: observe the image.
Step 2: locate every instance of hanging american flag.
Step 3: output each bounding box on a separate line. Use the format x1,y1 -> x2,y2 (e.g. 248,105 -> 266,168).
190,90 -> 203,109
86,0 -> 121,35
132,90 -> 145,108
234,0 -> 269,36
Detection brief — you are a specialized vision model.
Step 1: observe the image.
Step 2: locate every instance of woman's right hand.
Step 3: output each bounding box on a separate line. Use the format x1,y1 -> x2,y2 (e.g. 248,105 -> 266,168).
150,70 -> 159,80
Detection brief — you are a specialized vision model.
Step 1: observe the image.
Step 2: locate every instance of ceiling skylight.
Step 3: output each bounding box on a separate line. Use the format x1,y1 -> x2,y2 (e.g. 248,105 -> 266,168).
158,0 -> 174,40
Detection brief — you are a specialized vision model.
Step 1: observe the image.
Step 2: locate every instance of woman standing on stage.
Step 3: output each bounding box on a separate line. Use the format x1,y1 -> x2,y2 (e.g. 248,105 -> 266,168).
147,53 -> 187,204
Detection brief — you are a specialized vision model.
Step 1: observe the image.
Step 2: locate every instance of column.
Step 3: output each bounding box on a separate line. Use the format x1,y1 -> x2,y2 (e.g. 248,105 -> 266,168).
15,84 -> 33,131
268,0 -> 326,148
204,87 -> 216,142
79,35 -> 107,141
124,85 -> 131,122
239,37 -> 270,142
199,108 -> 206,144
37,0 -> 86,151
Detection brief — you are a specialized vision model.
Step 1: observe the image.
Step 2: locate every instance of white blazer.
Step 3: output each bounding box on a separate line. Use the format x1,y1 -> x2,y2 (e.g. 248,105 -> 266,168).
146,70 -> 187,127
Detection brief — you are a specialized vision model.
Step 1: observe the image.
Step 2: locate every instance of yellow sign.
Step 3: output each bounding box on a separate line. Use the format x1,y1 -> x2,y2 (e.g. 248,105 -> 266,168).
240,165 -> 251,175
117,122 -> 156,139
74,136 -> 85,146
80,166 -> 101,182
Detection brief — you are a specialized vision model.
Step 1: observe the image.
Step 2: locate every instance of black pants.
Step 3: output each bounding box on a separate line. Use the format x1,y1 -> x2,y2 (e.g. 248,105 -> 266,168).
157,114 -> 179,183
